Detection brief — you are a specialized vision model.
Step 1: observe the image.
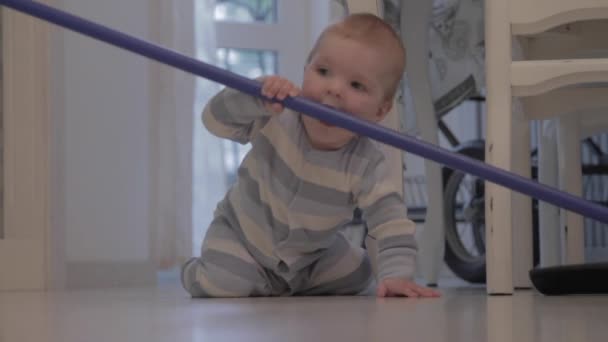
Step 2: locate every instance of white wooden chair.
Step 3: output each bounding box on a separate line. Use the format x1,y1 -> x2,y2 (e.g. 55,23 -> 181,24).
517,20 -> 608,268
486,0 -> 608,294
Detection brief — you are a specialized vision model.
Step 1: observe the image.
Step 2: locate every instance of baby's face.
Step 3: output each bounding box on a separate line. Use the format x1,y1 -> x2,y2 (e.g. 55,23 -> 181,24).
300,34 -> 393,150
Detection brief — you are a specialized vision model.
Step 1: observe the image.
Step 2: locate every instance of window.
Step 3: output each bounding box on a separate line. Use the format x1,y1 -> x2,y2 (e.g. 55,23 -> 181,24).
213,0 -> 310,83
214,0 -> 278,23
196,0 -> 309,188
193,0 -> 312,253
215,47 -> 277,184
216,48 -> 277,80
213,0 -> 309,183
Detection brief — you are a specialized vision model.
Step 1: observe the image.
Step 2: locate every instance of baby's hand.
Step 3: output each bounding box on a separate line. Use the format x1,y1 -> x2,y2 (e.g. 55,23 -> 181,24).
377,278 -> 441,298
260,76 -> 300,114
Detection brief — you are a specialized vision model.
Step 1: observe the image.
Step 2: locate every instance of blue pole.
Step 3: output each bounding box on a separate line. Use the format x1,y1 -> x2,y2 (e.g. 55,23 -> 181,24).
2,0 -> 608,224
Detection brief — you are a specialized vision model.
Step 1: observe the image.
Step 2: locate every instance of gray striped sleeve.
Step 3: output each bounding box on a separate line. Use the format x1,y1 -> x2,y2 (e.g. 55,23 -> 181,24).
202,87 -> 271,144
375,234 -> 417,281
365,195 -> 418,281
357,153 -> 418,281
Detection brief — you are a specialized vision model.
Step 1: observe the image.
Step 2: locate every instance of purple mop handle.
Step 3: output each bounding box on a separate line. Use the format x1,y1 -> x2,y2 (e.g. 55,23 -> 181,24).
2,0 -> 608,224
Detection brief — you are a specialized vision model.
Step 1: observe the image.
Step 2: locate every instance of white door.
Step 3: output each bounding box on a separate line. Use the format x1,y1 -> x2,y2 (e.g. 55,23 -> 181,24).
0,5 -> 51,291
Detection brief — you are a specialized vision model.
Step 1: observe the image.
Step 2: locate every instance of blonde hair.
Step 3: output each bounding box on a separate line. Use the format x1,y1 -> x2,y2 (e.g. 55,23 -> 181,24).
306,13 -> 406,100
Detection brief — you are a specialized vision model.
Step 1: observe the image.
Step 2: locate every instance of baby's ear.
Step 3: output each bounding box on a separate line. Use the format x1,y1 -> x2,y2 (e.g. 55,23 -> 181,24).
374,99 -> 393,122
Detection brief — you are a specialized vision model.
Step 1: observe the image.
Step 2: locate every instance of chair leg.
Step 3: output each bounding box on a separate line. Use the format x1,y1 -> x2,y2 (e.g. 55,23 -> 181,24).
511,105 -> 533,288
485,0 -> 513,295
557,116 -> 586,265
400,0 -> 444,286
538,119 -> 562,267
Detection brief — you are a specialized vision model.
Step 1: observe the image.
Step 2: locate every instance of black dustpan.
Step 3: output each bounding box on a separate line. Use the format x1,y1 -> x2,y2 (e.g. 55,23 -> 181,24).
530,262 -> 608,295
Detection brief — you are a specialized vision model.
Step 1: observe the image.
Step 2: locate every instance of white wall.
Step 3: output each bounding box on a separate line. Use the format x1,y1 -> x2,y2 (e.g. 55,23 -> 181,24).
52,0 -> 155,287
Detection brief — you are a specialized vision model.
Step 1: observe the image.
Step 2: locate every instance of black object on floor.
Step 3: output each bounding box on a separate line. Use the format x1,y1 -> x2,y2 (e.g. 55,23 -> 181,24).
530,262 -> 608,295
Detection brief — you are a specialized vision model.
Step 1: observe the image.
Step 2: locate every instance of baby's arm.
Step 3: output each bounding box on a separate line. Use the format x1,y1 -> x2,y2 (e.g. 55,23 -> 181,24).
357,157 -> 440,298
202,76 -> 299,144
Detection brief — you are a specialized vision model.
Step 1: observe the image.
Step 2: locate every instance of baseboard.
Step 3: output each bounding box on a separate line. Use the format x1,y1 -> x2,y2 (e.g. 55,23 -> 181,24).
66,261 -> 157,289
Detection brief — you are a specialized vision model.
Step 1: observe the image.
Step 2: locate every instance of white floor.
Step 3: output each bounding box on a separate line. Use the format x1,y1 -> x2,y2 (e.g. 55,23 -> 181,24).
1,283 -> 607,342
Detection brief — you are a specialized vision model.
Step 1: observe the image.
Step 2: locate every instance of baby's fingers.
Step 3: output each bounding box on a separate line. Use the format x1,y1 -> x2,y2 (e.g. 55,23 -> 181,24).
261,76 -> 283,99
262,77 -> 298,100
276,81 -> 300,101
401,287 -> 420,298
261,77 -> 298,114
410,284 -> 441,298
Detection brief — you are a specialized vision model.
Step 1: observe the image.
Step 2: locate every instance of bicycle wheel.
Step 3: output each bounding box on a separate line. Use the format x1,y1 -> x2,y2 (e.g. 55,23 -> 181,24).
442,142 -> 486,283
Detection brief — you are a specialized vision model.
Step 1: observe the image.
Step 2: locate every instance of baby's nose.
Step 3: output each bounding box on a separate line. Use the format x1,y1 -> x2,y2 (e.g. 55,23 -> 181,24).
326,80 -> 343,97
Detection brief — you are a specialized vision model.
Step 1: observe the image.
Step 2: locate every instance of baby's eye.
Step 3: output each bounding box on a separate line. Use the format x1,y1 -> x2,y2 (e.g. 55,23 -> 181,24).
351,81 -> 365,91
317,67 -> 328,76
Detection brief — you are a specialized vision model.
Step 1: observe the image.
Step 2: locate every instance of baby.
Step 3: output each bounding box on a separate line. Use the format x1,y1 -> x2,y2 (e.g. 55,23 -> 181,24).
182,13 -> 440,298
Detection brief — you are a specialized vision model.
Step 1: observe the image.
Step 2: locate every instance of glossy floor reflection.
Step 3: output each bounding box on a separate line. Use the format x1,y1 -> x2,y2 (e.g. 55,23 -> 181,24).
1,286 -> 607,342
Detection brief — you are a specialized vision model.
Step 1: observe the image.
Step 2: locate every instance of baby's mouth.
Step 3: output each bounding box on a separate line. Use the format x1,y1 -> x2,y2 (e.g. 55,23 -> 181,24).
320,104 -> 339,127
320,120 -> 334,127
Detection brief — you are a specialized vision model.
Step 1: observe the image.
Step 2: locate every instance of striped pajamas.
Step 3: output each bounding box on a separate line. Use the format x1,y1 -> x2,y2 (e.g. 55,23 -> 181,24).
182,88 -> 417,297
